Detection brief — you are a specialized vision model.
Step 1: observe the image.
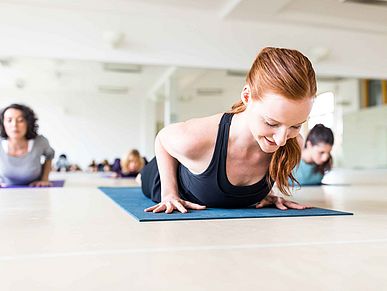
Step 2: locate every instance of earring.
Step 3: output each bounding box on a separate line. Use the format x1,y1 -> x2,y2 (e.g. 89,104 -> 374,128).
243,94 -> 249,103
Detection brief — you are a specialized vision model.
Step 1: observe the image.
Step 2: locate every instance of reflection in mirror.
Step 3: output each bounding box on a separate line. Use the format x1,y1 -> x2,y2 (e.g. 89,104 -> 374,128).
2,57 -> 378,170
0,57 -> 247,168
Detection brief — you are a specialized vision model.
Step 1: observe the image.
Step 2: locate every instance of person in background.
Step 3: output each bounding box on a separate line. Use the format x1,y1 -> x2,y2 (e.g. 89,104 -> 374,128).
87,160 -> 98,172
69,164 -> 82,172
98,159 -> 111,172
111,158 -> 121,173
0,104 -> 55,187
292,124 -> 334,186
112,149 -> 146,178
55,154 -> 70,172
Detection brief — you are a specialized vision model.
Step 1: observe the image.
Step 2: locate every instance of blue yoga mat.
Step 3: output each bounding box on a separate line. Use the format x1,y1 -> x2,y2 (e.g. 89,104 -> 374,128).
1,180 -> 65,189
99,187 -> 353,222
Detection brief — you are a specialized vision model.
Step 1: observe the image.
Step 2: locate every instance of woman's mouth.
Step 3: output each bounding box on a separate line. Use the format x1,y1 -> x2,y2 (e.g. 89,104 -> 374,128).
264,137 -> 277,146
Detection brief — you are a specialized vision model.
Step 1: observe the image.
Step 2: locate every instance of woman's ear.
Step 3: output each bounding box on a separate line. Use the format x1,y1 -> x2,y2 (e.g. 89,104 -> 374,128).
240,84 -> 251,105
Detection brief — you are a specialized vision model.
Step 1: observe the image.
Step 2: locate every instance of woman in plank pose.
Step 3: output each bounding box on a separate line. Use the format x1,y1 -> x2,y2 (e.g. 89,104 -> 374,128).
139,47 -> 317,213
0,104 -> 55,187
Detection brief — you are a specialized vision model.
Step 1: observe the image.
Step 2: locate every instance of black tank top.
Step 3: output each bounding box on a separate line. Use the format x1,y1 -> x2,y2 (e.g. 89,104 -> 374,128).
177,113 -> 272,208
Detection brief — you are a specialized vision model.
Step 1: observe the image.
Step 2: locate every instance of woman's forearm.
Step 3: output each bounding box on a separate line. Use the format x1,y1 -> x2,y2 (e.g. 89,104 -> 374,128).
155,134 -> 180,200
41,160 -> 52,181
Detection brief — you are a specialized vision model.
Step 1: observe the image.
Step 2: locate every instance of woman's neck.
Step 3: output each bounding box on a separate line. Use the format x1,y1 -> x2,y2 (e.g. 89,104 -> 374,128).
229,111 -> 271,161
230,111 -> 259,149
7,137 -> 28,150
301,148 -> 314,163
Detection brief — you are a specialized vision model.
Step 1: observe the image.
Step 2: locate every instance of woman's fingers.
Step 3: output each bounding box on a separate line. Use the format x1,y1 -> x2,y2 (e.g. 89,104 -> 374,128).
153,203 -> 167,213
283,200 -> 309,210
183,201 -> 206,210
255,196 -> 312,210
145,196 -> 311,213
172,201 -> 188,213
255,198 -> 271,209
144,203 -> 166,213
29,181 -> 52,187
144,204 -> 159,212
165,201 -> 174,214
274,199 -> 288,210
144,199 -> 206,213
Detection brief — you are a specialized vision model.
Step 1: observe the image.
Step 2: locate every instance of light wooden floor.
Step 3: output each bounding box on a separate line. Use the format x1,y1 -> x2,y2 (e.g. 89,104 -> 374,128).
1,170 -> 387,291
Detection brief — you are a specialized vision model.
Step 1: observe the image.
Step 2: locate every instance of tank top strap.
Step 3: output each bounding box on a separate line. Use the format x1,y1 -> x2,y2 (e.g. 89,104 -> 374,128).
219,112 -> 234,125
213,113 -> 233,161
219,113 -> 233,161
202,113 -> 234,174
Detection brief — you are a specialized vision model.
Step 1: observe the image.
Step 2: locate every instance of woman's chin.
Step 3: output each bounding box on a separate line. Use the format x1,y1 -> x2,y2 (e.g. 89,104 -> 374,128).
258,141 -> 278,154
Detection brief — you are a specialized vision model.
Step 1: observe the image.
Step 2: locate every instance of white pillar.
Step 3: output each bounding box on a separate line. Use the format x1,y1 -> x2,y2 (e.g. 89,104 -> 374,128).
163,73 -> 178,126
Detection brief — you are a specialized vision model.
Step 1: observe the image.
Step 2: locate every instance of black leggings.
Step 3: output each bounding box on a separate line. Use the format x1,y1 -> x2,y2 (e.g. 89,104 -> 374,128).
140,157 -> 162,203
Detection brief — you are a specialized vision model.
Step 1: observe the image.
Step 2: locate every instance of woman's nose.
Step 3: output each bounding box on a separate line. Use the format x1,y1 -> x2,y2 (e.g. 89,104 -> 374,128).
273,128 -> 287,146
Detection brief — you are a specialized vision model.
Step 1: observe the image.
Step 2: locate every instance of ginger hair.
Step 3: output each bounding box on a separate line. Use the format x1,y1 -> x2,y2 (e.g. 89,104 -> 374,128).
230,47 -> 317,195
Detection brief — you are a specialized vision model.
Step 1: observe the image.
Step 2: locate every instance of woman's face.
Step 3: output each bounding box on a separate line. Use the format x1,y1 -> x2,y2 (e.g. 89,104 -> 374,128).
127,155 -> 141,172
306,142 -> 332,165
3,108 -> 28,139
246,91 -> 313,153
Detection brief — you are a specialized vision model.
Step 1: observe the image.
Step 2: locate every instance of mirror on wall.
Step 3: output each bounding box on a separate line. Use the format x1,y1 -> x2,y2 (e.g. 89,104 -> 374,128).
1,56 -> 367,168
0,57 -> 247,168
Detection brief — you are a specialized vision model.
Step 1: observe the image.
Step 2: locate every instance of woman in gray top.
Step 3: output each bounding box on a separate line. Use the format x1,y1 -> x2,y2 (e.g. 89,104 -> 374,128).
0,104 -> 55,186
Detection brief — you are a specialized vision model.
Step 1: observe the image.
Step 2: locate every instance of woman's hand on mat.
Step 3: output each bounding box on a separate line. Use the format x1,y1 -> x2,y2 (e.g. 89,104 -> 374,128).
255,192 -> 311,210
110,172 -> 119,178
29,180 -> 52,187
144,196 -> 206,214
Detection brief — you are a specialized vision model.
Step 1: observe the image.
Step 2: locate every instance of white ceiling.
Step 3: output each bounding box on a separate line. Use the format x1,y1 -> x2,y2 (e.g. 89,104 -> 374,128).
0,0 -> 386,99
0,57 -> 248,101
227,0 -> 387,33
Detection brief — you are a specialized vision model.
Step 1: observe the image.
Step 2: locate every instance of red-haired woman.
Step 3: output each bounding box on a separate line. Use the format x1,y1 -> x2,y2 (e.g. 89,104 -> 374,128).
139,47 -> 317,214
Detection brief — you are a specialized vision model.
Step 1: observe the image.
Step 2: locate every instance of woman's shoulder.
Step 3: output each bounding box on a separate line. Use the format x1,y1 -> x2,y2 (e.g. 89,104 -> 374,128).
165,113 -> 222,141
31,135 -> 53,149
298,158 -> 317,171
184,113 -> 223,129
160,113 -> 224,159
33,135 -> 49,143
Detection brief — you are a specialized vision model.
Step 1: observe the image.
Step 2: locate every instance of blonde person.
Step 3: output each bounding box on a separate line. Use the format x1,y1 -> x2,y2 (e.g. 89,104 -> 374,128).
0,104 -> 55,187
292,124 -> 334,186
139,47 -> 317,214
113,149 -> 146,178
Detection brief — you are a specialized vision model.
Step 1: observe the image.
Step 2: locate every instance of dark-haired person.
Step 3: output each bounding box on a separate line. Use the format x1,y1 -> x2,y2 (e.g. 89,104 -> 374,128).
55,153 -> 70,172
138,47 -> 317,214
0,104 -> 55,187
292,124 -> 334,186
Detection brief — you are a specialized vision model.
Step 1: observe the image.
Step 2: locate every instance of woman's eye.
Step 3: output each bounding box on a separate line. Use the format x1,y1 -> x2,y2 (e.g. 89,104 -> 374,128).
292,125 -> 302,129
265,122 -> 278,127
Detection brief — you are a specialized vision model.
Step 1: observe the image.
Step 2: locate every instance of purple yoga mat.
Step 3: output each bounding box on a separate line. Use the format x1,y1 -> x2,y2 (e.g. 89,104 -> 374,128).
1,180 -> 65,189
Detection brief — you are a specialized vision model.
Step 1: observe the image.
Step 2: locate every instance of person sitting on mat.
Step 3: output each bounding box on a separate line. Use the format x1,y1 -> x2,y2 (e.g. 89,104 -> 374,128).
138,47 -> 317,213
112,149 -> 147,178
0,103 -> 55,187
291,124 -> 334,186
